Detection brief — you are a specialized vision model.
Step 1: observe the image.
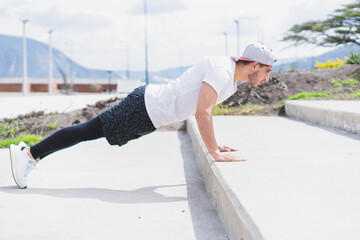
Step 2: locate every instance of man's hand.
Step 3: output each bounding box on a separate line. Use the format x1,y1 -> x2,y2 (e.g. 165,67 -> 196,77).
211,149 -> 247,162
218,145 -> 238,152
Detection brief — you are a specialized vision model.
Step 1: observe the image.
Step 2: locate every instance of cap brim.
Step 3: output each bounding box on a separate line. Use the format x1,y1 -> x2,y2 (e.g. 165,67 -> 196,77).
231,56 -> 253,62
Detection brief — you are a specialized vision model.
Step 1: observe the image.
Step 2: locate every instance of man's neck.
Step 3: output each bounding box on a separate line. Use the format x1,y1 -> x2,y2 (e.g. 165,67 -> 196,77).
233,61 -> 249,83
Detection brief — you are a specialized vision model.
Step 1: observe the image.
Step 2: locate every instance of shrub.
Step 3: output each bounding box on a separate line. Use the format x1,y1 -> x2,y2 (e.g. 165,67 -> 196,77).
354,73 -> 360,80
90,84 -> 102,91
315,58 -> 345,69
346,52 -> 360,64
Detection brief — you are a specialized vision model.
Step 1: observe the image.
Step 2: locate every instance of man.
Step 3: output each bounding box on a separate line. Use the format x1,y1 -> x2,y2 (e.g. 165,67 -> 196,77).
9,42 -> 276,189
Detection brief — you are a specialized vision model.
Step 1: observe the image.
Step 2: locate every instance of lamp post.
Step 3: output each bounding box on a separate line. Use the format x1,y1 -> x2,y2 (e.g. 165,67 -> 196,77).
144,0 -> 149,85
69,42 -> 73,91
48,29 -> 54,95
65,41 -> 74,92
107,70 -> 112,93
223,32 -> 228,56
256,17 -> 262,43
235,17 -> 263,54
126,44 -> 130,80
234,19 -> 240,56
22,19 -> 29,96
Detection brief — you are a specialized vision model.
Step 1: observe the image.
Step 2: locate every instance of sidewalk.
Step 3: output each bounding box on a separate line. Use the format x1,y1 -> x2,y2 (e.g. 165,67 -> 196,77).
3,93 -> 360,240
187,101 -> 360,240
0,131 -> 227,240
0,93 -> 123,119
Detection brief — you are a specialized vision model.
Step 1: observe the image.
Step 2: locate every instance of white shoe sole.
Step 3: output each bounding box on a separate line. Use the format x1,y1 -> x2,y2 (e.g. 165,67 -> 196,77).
9,144 -> 27,189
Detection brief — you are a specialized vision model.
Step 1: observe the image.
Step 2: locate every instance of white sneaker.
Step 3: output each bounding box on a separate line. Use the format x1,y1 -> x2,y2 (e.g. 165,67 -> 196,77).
9,144 -> 37,189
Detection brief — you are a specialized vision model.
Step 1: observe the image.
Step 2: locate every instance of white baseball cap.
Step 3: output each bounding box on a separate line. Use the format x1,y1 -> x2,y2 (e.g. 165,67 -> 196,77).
232,42 -> 277,66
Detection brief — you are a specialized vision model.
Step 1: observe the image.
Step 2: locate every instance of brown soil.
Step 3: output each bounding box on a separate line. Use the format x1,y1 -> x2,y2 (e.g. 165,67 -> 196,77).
1,64 -> 360,138
223,64 -> 360,115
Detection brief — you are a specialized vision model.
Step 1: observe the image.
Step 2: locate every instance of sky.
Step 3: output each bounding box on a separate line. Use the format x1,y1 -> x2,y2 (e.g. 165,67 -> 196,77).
0,0 -> 354,72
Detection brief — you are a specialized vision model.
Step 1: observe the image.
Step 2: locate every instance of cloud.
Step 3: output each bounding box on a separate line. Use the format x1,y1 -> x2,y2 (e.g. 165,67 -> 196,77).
129,0 -> 187,15
24,7 -> 112,32
0,8 -> 8,17
0,0 -> 25,17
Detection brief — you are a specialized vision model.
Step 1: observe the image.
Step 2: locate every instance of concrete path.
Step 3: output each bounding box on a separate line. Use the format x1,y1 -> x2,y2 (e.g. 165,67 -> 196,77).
3,93 -> 360,240
0,131 -> 227,240
187,114 -> 360,240
0,93 -> 123,119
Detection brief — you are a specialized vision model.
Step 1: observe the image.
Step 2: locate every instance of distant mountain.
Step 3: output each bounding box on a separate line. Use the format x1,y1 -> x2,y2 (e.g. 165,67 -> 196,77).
0,34 -> 190,83
0,34 -> 114,79
1,33 -> 358,82
273,44 -> 360,72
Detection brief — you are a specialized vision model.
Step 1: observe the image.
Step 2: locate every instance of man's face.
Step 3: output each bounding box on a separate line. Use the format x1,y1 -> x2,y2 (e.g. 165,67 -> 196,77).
248,63 -> 272,88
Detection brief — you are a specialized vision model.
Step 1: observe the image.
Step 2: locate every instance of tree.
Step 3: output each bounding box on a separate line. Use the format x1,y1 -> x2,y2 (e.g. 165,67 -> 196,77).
282,0 -> 360,47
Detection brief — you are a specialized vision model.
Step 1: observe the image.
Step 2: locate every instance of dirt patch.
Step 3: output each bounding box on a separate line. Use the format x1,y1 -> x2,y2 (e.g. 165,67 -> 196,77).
0,97 -> 123,139
1,64 -> 360,139
223,64 -> 360,114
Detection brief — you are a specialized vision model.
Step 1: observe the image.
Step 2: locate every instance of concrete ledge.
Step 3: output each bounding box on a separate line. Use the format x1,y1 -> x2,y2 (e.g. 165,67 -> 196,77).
186,116 -> 263,240
187,116 -> 360,240
285,100 -> 360,135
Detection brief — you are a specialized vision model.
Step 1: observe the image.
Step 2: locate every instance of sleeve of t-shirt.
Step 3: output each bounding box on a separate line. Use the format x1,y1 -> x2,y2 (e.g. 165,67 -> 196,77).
202,67 -> 228,97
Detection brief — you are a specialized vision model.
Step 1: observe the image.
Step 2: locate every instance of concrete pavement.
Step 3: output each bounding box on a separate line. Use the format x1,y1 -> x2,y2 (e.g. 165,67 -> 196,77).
187,102 -> 360,240
2,92 -> 360,240
0,93 -> 123,119
0,131 -> 227,240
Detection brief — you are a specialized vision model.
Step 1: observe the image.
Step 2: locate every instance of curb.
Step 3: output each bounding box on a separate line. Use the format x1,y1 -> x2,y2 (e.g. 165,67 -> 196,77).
285,100 -> 360,135
186,117 -> 263,240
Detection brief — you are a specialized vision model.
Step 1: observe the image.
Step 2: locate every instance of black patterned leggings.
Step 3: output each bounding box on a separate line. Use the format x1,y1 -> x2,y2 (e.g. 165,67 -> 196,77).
30,116 -> 104,160
29,86 -> 156,160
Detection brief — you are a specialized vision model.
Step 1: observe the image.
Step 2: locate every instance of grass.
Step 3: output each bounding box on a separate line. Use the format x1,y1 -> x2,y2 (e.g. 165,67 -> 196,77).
212,104 -> 236,115
279,91 -> 332,105
273,76 -> 360,110
331,88 -> 344,93
274,88 -> 360,111
330,78 -> 359,88
17,111 -> 45,120
0,121 -> 25,138
46,120 -> 59,130
287,67 -> 299,72
0,119 -> 43,148
0,134 -> 43,148
213,104 -> 264,116
333,90 -> 360,99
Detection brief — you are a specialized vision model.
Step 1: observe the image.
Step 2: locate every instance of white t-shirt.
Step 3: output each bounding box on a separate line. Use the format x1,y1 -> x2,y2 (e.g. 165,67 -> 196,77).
144,56 -> 237,128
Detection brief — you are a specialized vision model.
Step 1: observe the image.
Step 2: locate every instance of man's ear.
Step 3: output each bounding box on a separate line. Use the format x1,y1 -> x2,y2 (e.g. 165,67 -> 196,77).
250,62 -> 259,72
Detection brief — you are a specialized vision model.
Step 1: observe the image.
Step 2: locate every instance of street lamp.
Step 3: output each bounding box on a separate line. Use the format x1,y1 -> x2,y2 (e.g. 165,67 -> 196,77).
48,29 -> 54,95
144,0 -> 149,85
234,17 -> 263,54
234,19 -> 240,56
223,32 -> 228,56
22,19 -> 29,96
126,44 -> 130,80
107,70 -> 112,93
256,17 -> 262,43
65,41 -> 74,92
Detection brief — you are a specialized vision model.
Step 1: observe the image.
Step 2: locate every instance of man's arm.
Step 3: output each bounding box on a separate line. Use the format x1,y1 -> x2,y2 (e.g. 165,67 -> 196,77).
195,82 -> 246,162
